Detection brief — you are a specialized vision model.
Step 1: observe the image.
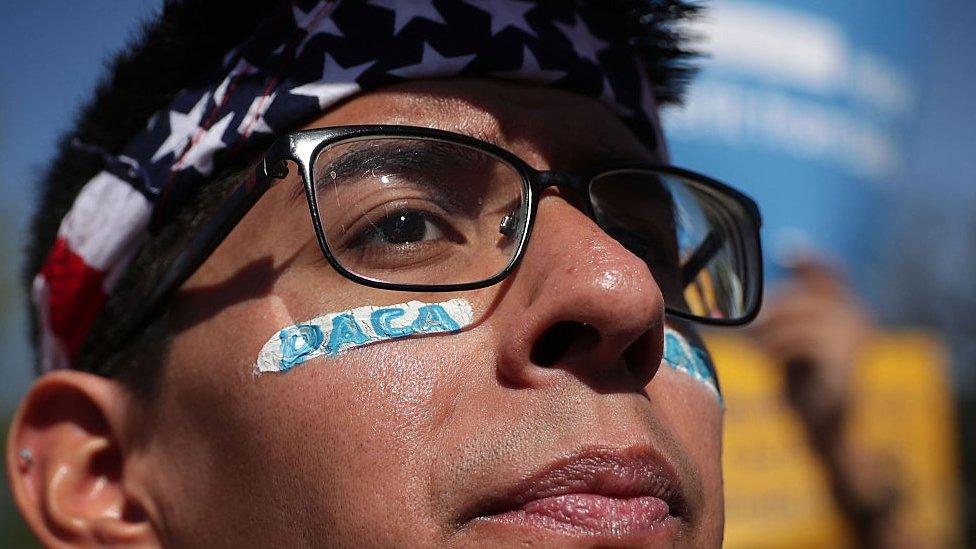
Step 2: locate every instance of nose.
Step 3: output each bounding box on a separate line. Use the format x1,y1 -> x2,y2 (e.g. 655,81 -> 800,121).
492,194 -> 666,392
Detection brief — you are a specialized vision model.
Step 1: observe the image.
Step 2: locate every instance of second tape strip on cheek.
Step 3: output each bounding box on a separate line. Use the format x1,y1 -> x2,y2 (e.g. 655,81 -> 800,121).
663,326 -> 721,402
254,299 -> 474,374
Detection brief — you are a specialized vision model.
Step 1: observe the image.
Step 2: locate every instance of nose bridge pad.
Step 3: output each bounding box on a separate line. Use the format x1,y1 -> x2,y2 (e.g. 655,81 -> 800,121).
498,213 -> 518,238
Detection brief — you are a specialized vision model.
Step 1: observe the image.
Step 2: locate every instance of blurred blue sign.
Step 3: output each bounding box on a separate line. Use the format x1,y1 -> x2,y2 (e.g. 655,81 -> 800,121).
663,0 -> 927,291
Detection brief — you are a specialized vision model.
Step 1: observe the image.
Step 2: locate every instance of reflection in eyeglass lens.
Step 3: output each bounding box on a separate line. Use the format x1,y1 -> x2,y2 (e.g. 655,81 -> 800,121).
589,172 -> 684,305
589,170 -> 750,321
672,181 -> 747,319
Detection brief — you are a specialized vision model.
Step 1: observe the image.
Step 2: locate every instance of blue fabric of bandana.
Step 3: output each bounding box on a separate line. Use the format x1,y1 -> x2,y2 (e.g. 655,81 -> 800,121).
133,0 -> 661,226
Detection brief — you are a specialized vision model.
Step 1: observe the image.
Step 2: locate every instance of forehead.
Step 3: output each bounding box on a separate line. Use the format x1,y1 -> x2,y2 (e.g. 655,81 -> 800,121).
304,78 -> 664,170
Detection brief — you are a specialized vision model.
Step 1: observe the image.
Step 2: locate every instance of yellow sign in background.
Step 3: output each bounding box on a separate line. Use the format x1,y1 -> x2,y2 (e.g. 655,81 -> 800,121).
709,332 -> 961,547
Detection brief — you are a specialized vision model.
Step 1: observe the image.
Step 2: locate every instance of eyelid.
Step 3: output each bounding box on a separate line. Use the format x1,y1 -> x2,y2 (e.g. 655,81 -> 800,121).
349,209 -> 449,248
329,195 -> 459,248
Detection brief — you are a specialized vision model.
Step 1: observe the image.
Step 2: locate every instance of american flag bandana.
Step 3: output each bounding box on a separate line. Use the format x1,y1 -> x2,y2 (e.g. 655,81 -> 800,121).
33,0 -> 663,372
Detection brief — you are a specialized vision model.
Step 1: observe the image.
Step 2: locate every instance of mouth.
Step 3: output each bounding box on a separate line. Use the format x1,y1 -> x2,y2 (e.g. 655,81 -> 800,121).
468,446 -> 686,540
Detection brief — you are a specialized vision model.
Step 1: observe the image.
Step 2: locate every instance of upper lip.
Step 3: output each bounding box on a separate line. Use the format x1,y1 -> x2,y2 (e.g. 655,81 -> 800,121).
470,445 -> 686,520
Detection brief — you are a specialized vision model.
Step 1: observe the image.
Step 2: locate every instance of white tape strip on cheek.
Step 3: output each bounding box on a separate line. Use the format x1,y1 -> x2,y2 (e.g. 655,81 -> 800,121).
663,327 -> 720,400
254,299 -> 474,374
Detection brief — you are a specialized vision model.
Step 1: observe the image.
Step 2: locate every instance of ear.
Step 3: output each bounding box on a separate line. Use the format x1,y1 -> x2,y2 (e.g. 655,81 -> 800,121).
5,370 -> 160,547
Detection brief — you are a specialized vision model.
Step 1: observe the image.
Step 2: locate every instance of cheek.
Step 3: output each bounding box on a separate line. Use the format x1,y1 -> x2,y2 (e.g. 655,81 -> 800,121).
652,371 -> 723,455
248,330 -> 483,540
646,366 -> 724,534
153,289 -> 491,543
648,331 -> 724,473
304,332 -> 474,447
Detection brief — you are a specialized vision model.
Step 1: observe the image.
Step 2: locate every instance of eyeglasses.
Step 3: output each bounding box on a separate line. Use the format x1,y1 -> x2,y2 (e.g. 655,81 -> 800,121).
149,125 -> 763,327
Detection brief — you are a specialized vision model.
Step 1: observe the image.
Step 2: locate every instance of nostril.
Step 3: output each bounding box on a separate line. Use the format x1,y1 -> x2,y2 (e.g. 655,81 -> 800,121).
624,330 -> 661,384
530,321 -> 601,367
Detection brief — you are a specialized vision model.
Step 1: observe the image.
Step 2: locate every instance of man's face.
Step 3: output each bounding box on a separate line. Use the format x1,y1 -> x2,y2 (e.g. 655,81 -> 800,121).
139,79 -> 724,547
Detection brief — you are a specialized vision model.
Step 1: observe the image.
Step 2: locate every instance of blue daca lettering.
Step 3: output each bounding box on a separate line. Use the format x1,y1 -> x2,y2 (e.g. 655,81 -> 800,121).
278,304 -> 465,364
411,304 -> 461,333
664,333 -> 710,380
370,307 -> 414,338
325,313 -> 371,355
693,346 -> 719,393
664,332 -> 689,368
278,324 -> 325,371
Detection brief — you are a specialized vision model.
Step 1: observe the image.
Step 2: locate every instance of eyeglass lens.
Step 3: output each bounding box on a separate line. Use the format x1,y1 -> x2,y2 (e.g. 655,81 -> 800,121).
311,136 -> 757,323
590,170 -> 758,321
312,137 -> 528,286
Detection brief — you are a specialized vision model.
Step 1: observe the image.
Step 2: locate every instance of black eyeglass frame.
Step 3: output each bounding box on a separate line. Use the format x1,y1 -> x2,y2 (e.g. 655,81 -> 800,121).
147,124 -> 763,330
263,124 -> 763,325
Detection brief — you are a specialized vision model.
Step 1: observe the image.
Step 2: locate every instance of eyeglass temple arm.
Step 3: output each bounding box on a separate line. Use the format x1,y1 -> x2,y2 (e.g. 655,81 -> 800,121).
126,170 -> 273,343
142,135 -> 293,323
260,133 -> 296,179
680,230 -> 724,287
261,155 -> 290,179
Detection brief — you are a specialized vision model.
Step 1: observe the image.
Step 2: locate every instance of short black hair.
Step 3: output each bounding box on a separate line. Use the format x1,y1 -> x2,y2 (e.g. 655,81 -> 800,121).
25,0 -> 701,387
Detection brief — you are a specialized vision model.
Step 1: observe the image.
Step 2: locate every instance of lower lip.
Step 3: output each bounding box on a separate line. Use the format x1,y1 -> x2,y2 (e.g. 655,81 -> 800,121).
482,494 -> 675,538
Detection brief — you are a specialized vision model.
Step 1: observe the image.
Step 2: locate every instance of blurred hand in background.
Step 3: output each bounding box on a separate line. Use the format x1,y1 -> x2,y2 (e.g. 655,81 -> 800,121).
753,258 -> 873,442
752,257 -> 916,548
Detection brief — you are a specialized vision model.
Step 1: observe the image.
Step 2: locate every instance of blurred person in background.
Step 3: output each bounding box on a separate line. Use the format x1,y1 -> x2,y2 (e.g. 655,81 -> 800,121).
754,257 -> 916,548
662,0 -> 967,545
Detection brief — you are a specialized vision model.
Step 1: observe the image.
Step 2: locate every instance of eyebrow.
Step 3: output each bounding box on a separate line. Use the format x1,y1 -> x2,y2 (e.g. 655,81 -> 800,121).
293,132 -> 656,205
290,139 -> 460,202
315,139 -> 486,183
306,138 -> 498,213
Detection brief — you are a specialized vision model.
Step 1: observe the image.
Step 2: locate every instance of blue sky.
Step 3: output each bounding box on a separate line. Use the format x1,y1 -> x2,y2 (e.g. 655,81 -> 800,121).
0,1 -> 159,410
0,1 -> 159,209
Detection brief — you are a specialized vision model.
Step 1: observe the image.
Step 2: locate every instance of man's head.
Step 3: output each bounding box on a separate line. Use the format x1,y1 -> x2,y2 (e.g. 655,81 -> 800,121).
7,1 -> 757,546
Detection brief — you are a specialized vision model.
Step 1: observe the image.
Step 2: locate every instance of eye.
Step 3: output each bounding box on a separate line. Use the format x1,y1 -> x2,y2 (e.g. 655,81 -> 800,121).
351,209 -> 447,247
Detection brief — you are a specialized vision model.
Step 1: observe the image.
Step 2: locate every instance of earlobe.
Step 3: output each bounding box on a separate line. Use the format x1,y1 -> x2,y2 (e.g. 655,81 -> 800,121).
6,371 -> 159,547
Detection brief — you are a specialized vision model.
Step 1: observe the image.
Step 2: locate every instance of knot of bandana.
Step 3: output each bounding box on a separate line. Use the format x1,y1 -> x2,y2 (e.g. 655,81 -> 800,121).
33,0 -> 661,371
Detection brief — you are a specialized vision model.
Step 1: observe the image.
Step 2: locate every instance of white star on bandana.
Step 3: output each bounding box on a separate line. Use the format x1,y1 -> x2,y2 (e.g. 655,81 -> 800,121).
464,0 -> 536,36
213,60 -> 259,105
294,3 -> 344,57
151,92 -> 211,163
238,92 -> 278,136
390,42 -> 477,78
177,112 -> 234,175
291,55 -> 373,108
369,0 -> 447,34
554,13 -> 608,65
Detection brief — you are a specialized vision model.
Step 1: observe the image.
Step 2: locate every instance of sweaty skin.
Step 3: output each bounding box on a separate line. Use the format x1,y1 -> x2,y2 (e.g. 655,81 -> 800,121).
10,79 -> 724,547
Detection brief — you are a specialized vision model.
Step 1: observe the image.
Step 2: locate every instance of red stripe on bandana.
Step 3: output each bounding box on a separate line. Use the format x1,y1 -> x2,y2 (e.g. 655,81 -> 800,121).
39,238 -> 108,362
